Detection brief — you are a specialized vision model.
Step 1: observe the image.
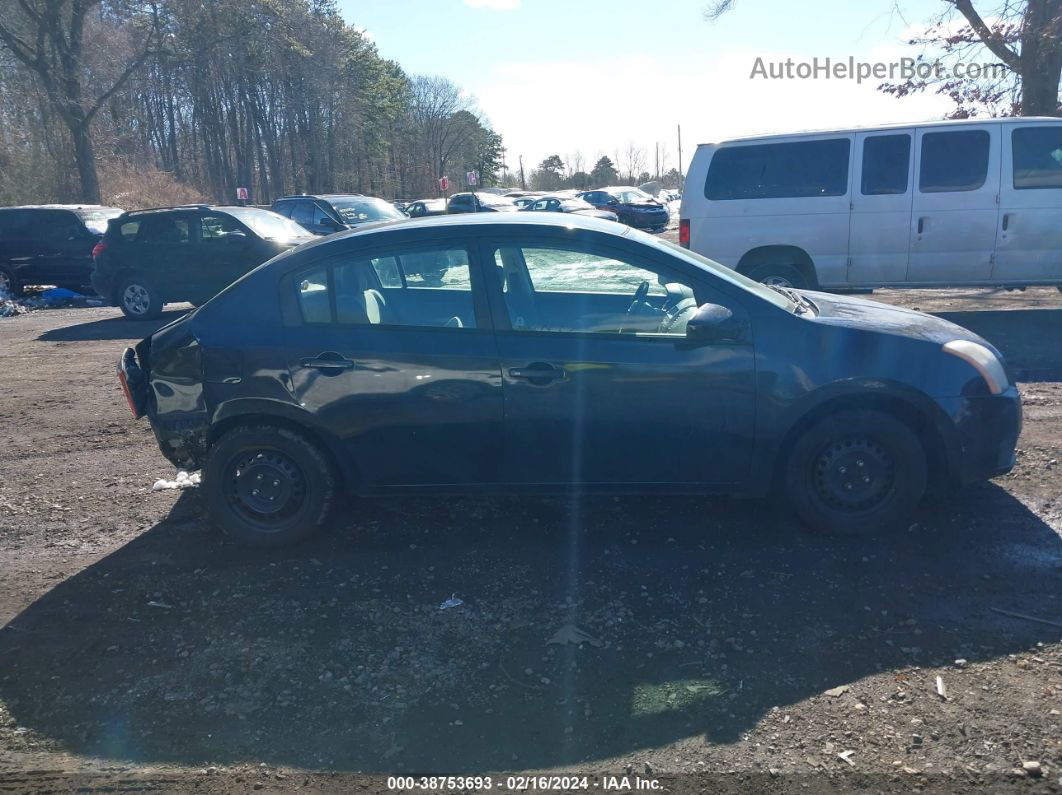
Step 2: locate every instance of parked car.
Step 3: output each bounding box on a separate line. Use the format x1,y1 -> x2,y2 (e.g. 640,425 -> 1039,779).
447,192 -> 519,213
92,205 -> 313,319
271,194 -> 406,235
681,117 -> 1062,290
578,187 -> 669,231
519,194 -> 619,221
118,213 -> 1020,547
406,199 -> 447,218
503,191 -> 544,199
0,204 -> 123,296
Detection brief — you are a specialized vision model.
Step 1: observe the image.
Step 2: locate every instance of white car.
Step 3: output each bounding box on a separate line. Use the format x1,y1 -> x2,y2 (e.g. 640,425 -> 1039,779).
680,117 -> 1062,289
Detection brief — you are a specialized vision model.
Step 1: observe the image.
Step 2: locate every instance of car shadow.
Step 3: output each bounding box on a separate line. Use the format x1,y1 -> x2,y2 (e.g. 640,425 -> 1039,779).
1,484 -> 1058,772
931,307 -> 1062,382
36,307 -> 194,342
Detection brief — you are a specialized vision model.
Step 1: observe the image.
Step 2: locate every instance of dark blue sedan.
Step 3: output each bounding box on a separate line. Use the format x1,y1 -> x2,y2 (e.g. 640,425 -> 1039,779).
118,214 -> 1020,546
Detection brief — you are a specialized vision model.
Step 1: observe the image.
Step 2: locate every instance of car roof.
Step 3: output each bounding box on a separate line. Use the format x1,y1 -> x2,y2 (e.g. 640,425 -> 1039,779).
324,211 -> 630,242
2,204 -> 122,211
700,115 -> 1062,146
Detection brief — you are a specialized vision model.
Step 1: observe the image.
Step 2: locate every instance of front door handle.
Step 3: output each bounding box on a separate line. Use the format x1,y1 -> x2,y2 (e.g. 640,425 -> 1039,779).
301,352 -> 355,371
509,363 -> 565,382
1002,213 -> 1011,231
917,216 -> 926,234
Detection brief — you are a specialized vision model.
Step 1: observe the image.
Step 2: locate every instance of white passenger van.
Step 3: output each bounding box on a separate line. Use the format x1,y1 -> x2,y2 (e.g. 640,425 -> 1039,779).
680,117 -> 1062,290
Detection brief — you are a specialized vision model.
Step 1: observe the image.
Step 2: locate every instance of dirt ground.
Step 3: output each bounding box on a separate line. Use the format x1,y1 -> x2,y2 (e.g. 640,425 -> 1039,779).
0,284 -> 1060,794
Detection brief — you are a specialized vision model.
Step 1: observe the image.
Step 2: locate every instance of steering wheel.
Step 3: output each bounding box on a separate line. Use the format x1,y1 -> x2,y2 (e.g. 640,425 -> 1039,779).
620,280 -> 654,333
628,280 -> 650,310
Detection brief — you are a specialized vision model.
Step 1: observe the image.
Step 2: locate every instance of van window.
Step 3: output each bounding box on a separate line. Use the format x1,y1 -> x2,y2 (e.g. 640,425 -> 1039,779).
1012,126 -> 1062,189
861,134 -> 910,195
705,138 -> 850,200
919,130 -> 990,193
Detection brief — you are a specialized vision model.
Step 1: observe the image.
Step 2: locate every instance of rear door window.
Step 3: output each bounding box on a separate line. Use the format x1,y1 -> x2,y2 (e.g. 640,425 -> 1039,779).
861,134 -> 911,195
137,214 -> 191,244
706,138 -> 851,200
1012,126 -> 1062,189
918,130 -> 991,192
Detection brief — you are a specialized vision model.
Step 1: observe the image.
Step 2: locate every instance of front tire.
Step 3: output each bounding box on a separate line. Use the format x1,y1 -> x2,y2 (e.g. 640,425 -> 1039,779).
746,263 -> 809,289
203,425 -> 336,547
118,274 -> 164,319
783,409 -> 927,536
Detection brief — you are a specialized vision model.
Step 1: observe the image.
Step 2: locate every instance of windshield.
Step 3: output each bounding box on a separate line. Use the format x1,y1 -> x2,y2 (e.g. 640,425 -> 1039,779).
225,208 -> 311,241
638,233 -> 794,310
609,189 -> 654,204
479,195 -> 516,208
75,208 -> 123,234
329,198 -> 406,224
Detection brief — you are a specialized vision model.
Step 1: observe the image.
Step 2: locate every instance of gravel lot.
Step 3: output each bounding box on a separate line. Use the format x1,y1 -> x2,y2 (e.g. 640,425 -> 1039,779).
0,285 -> 1060,793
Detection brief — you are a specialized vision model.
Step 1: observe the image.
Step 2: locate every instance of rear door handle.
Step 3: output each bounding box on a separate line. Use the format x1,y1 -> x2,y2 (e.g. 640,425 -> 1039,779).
509,364 -> 565,381
1002,213 -> 1011,231
917,217 -> 926,234
301,353 -> 355,371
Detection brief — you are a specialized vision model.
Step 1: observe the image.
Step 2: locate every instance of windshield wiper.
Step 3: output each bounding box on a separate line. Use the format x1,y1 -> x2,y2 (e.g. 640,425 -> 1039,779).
767,284 -> 813,315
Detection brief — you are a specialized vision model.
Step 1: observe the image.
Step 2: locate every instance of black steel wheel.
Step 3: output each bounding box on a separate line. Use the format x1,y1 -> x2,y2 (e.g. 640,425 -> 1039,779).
784,409 -> 926,535
204,425 -> 336,547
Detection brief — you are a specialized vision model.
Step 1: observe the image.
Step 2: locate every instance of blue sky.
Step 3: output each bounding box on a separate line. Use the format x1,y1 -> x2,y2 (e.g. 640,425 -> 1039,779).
338,0 -> 977,175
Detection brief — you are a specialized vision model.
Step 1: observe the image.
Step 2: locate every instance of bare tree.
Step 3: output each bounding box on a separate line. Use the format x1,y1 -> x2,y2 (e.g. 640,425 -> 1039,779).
0,0 -> 154,202
623,141 -> 647,183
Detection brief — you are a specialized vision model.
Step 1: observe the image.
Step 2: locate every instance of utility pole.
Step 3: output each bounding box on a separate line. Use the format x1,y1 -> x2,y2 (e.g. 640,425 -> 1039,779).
655,142 -> 660,181
518,155 -> 526,190
677,124 -> 684,190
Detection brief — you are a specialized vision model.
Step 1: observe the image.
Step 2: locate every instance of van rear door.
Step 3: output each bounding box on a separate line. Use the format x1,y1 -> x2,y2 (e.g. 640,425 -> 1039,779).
994,121 -> 1062,283
848,131 -> 914,285
907,123 -> 1000,284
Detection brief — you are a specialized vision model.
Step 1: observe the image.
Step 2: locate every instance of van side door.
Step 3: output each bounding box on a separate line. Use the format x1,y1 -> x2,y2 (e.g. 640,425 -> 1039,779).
994,122 -> 1062,283
848,132 -> 913,285
908,123 -> 1000,284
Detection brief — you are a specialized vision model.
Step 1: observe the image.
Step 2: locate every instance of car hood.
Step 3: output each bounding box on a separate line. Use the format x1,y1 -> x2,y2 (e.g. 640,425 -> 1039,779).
802,290 -> 995,348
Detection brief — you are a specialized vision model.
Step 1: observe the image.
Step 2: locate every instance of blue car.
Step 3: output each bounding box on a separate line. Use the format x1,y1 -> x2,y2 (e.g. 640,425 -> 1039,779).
119,214 -> 1020,547
578,187 -> 669,231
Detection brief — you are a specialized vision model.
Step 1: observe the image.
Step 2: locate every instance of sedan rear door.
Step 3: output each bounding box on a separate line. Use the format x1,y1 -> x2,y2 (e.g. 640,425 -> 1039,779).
281,238 -> 504,487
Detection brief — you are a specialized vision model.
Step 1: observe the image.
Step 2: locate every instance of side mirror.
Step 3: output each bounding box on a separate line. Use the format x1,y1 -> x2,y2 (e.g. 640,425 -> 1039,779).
318,216 -> 342,230
224,230 -> 249,244
686,303 -> 739,343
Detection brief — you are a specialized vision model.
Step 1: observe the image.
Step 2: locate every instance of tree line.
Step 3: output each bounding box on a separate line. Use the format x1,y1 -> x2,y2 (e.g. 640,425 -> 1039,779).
0,0 -> 505,207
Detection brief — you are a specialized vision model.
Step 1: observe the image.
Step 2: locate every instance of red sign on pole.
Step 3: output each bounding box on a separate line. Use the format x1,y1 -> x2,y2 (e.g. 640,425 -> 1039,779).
236,187 -> 249,201
439,176 -> 449,191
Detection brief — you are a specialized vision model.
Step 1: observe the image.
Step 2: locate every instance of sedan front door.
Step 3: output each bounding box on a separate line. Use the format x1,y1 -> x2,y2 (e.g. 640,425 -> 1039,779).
483,234 -> 757,487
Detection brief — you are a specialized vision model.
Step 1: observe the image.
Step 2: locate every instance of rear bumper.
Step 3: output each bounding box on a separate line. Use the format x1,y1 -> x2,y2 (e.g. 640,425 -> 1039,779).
940,387 -> 1022,485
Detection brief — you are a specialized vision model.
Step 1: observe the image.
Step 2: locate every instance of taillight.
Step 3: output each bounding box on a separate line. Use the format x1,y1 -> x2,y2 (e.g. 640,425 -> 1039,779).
679,218 -> 690,247
92,240 -> 107,259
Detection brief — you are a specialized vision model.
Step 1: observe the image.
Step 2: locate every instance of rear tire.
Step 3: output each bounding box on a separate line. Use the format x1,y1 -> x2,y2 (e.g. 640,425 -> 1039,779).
783,409 -> 927,536
747,263 -> 809,289
118,274 -> 164,319
0,266 -> 22,298
204,425 -> 336,547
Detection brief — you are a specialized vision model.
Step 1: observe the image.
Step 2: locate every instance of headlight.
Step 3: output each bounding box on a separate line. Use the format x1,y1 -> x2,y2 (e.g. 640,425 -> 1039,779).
942,340 -> 1009,394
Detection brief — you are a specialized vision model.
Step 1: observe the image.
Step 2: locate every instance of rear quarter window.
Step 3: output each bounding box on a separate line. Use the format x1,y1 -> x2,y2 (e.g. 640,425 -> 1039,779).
705,138 -> 851,200
119,220 -> 140,240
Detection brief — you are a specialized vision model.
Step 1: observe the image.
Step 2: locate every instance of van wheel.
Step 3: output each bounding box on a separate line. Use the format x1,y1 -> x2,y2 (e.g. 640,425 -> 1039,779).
204,425 -> 336,547
118,274 -> 164,319
747,264 -> 808,289
0,266 -> 22,297
783,409 -> 927,536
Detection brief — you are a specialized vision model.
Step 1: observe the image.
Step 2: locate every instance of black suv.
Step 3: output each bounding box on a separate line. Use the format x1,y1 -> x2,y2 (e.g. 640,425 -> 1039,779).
0,204 -> 123,296
271,194 -> 406,236
91,205 -> 313,319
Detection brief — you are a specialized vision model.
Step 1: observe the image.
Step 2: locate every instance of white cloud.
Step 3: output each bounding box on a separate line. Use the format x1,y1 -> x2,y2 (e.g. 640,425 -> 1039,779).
463,0 -> 521,9
477,47 -> 953,174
